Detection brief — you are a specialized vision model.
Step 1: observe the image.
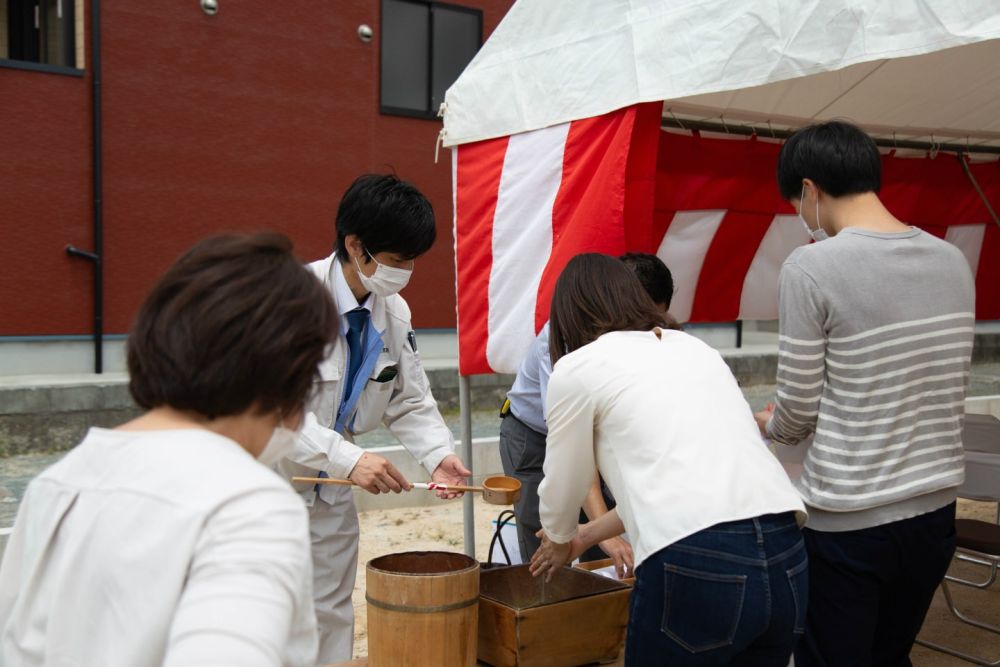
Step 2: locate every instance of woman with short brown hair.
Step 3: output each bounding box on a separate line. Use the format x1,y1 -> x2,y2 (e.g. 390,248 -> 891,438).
0,233 -> 336,667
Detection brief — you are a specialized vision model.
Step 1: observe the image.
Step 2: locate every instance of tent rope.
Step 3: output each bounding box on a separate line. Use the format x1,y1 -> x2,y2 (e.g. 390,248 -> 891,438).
666,107 -> 686,130
959,151 -> 1000,230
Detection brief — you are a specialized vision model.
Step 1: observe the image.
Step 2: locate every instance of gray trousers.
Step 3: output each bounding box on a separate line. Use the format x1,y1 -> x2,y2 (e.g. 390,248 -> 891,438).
498,412 -> 546,561
498,412 -> 614,563
308,485 -> 359,664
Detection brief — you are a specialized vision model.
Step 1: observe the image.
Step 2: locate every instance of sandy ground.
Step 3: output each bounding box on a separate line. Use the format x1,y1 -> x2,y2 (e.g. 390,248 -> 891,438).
350,498 -> 1000,665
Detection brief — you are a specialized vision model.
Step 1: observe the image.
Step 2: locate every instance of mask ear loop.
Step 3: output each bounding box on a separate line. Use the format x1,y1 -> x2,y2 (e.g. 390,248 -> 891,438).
800,184 -> 821,237
815,189 -> 821,234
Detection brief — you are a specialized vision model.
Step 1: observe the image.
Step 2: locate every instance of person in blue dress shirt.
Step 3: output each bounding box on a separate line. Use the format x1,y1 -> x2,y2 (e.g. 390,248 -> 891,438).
499,252 -> 677,575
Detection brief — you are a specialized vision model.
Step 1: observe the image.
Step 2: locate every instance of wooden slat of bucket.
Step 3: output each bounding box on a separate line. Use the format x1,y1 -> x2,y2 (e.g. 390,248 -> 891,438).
366,551 -> 479,667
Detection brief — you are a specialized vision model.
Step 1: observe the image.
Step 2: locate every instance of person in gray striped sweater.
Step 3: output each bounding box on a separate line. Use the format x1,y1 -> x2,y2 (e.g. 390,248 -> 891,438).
755,120 -> 976,666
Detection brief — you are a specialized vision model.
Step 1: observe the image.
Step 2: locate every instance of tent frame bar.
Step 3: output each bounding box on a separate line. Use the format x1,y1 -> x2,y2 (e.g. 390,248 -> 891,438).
661,118 -> 1000,156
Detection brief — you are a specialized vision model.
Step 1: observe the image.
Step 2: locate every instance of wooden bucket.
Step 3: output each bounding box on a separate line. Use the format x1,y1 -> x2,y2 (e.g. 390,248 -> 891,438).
366,551 -> 479,666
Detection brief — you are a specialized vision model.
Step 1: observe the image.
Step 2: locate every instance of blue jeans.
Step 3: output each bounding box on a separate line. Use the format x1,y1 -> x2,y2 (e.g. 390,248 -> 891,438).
626,512 -> 807,666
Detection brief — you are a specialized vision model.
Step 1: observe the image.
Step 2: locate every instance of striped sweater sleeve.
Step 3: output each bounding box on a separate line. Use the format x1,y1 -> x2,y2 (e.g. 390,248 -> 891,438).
767,262 -> 827,446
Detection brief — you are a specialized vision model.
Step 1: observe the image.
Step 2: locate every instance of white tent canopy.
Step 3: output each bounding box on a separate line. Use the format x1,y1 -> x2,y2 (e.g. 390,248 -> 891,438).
442,0 -> 1000,150
444,0 -> 1000,557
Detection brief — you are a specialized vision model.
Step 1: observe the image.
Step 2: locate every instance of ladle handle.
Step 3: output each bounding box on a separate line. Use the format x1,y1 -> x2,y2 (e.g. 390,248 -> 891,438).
411,482 -> 483,493
291,477 -> 482,493
291,476 -> 356,486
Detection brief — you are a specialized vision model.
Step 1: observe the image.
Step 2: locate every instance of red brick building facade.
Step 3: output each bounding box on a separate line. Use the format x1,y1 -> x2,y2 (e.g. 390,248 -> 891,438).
1,0 -> 513,344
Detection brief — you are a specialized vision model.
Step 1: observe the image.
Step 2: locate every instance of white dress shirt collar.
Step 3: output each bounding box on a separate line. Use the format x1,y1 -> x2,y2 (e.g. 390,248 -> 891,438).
330,254 -> 372,333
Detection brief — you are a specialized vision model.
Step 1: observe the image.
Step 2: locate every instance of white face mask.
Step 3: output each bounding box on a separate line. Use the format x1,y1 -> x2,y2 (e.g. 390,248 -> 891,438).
354,250 -> 413,297
258,425 -> 298,466
799,188 -> 829,242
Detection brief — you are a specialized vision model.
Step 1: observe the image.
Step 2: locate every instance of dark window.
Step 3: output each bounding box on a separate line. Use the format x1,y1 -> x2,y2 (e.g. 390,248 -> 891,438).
2,0 -> 77,68
380,0 -> 482,119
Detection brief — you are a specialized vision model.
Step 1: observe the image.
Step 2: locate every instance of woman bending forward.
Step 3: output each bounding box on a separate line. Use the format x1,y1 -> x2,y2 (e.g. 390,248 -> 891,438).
531,253 -> 807,666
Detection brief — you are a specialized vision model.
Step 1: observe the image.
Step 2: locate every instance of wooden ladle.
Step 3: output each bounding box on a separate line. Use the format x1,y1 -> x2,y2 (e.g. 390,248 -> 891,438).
291,474 -> 522,505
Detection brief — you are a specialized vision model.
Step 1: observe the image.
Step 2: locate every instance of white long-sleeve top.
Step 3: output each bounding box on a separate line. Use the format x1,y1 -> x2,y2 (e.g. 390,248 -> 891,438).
0,428 -> 317,667
540,329 -> 806,569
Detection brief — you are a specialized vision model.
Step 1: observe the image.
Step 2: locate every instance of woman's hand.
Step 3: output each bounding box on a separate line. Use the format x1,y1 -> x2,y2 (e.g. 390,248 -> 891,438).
529,530 -> 582,582
753,402 -> 776,437
598,535 -> 634,579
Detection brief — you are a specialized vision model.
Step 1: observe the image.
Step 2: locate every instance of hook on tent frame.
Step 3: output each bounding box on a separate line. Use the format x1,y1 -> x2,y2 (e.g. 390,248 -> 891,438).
719,114 -> 731,134
767,120 -> 776,139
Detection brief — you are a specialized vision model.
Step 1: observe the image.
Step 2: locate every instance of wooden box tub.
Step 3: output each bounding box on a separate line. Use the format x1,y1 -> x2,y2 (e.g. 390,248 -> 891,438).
477,564 -> 631,667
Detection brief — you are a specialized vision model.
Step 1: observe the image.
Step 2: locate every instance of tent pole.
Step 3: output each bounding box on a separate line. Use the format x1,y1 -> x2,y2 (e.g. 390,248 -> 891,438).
459,374 -> 475,558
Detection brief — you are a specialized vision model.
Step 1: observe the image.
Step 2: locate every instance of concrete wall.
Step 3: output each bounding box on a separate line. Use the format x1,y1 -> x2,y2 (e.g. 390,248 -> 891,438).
0,368 -> 513,457
5,333 -> 999,456
0,375 -> 138,457
966,395 -> 1000,419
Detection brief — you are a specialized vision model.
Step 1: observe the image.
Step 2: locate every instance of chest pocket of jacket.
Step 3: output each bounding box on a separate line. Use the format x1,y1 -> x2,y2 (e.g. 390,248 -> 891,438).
350,354 -> 397,433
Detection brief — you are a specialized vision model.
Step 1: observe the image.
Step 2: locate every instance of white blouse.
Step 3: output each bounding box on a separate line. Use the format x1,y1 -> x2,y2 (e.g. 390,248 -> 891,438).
0,428 -> 317,667
539,329 -> 806,569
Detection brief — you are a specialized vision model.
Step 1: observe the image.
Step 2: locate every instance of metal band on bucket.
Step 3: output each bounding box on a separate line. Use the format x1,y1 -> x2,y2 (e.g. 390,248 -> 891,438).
365,594 -> 479,614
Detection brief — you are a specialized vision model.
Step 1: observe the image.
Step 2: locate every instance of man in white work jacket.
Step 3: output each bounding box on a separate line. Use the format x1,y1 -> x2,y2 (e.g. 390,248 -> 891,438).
276,174 -> 470,663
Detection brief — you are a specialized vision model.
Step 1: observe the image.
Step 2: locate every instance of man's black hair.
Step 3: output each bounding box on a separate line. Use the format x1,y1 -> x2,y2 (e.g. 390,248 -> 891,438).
619,252 -> 674,309
335,174 -> 436,262
776,121 -> 882,200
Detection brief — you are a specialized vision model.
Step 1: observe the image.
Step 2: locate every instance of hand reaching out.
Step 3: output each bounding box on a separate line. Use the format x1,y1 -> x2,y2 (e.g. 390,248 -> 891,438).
598,535 -> 634,580
529,529 -> 587,582
753,402 -> 776,437
430,454 -> 472,499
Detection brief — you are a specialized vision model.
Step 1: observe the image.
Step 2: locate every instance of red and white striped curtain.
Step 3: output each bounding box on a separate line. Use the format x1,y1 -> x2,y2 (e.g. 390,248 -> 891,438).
656,130 -> 1000,324
453,103 -> 662,375
453,111 -> 1000,376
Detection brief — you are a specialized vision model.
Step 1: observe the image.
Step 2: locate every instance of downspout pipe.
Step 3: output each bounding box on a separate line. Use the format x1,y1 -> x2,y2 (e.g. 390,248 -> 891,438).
66,0 -> 103,373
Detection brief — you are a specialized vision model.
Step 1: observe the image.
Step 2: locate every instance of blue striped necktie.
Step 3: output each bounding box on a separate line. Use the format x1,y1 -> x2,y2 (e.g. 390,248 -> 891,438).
316,307 -> 369,492
342,308 -> 369,406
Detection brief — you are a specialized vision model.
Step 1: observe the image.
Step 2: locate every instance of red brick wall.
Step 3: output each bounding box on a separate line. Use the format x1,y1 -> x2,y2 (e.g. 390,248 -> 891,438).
0,0 -> 513,335
0,67 -> 92,335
